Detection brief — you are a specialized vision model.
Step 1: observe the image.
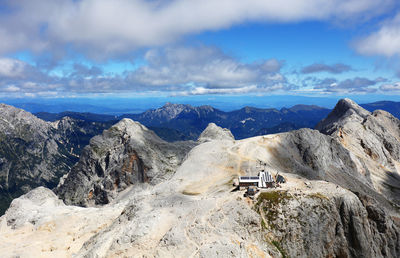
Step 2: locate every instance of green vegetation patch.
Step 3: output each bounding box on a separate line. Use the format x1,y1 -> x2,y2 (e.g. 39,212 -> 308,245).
255,191 -> 292,230
308,192 -> 328,200
256,191 -> 292,208
271,240 -> 289,258
181,190 -> 200,196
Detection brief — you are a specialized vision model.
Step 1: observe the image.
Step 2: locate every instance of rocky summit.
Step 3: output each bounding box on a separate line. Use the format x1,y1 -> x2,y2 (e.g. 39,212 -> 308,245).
316,98 -> 400,206
0,99 -> 399,257
197,122 -> 235,143
55,118 -> 196,206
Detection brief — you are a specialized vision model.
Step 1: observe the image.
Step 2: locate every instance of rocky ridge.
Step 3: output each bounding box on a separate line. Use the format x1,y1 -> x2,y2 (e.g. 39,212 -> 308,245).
316,98 -> 400,206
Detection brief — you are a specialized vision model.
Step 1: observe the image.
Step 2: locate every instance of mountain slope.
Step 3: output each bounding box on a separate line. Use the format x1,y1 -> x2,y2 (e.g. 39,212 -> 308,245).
0,104 -> 77,214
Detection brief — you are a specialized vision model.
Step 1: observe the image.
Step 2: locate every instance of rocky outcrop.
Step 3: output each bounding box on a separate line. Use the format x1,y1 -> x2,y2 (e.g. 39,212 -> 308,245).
55,118 -> 196,206
316,98 -> 370,135
316,98 -> 400,206
256,183 -> 400,258
197,123 -> 234,143
0,187 -> 123,257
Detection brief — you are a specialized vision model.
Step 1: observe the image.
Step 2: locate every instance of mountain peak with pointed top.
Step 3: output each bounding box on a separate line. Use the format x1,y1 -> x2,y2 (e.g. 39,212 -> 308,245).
315,98 -> 370,134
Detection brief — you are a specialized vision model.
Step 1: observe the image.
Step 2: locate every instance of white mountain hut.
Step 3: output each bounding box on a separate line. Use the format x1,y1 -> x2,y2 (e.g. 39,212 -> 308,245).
238,171 -> 274,188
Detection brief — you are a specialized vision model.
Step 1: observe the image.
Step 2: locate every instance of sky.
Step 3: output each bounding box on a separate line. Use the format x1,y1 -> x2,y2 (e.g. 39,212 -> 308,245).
1,0 -> 400,111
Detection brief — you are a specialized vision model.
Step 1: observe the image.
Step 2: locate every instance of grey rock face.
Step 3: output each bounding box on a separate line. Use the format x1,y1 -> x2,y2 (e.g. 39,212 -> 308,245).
55,118 -> 196,206
316,98 -> 400,206
51,116 -> 113,156
0,104 -> 77,214
0,104 -> 113,215
197,123 -> 234,143
256,185 -> 400,258
316,98 -> 370,135
249,128 -> 397,212
273,128 -> 360,181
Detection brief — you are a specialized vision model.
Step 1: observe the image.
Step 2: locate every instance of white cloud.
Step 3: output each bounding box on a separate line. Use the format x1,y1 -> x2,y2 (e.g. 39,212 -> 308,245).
2,46 -> 398,96
0,58 -> 29,78
380,82 -> 400,91
355,13 -> 400,56
301,63 -> 352,74
3,85 -> 20,92
311,77 -> 383,93
127,46 -> 287,91
179,86 -> 259,96
0,46 -> 291,95
0,0 -> 395,57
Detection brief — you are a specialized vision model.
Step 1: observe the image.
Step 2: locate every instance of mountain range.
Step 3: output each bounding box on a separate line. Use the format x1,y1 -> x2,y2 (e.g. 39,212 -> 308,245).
0,99 -> 399,257
0,98 -> 399,257
35,100 -> 400,142
34,103 -> 333,141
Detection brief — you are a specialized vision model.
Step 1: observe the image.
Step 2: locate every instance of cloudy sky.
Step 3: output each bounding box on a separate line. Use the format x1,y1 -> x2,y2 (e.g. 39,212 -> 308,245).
1,0 -> 400,107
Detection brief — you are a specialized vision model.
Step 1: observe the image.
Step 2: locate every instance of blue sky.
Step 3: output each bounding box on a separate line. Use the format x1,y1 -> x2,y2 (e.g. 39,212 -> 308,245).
1,0 -> 400,110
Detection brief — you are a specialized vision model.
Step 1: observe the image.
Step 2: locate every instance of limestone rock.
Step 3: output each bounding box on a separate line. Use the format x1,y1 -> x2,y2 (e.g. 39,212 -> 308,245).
0,186 -> 122,258
316,98 -> 370,135
316,98 -> 400,206
55,118 -> 196,206
0,104 -> 115,215
197,123 -> 234,143
0,104 -> 76,214
255,183 -> 400,258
